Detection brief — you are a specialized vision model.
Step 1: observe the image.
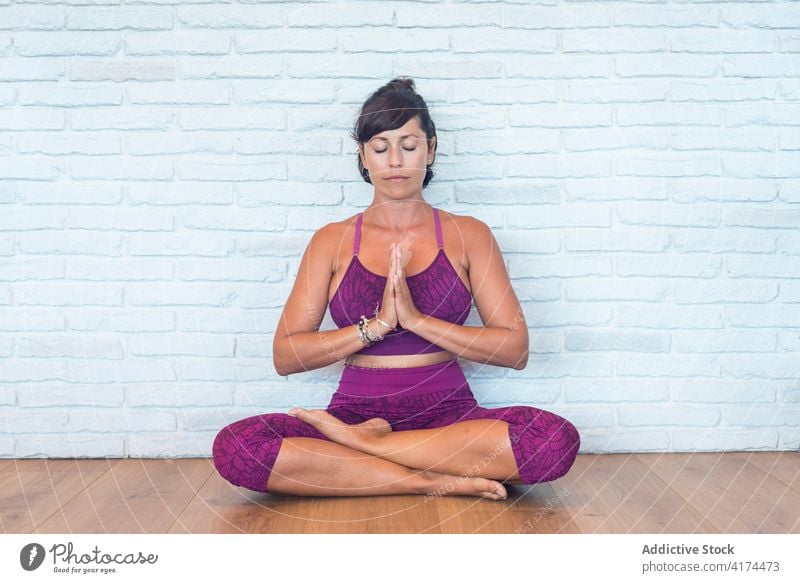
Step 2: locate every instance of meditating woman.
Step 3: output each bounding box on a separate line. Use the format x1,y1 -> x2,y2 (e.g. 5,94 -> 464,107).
212,77 -> 580,500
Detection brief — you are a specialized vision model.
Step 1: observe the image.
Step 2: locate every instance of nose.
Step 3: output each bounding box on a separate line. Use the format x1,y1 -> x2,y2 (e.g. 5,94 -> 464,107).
387,144 -> 402,167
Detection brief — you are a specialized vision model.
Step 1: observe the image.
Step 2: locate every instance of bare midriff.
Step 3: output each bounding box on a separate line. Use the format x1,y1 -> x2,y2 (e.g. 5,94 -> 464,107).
344,350 -> 457,369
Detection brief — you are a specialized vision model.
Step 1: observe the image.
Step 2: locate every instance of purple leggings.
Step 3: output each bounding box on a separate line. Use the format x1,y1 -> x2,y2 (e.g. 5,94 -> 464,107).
212,360 -> 580,493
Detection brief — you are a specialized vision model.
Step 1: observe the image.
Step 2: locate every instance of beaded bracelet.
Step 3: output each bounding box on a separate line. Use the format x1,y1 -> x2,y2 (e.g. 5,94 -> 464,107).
355,319 -> 369,345
358,315 -> 384,345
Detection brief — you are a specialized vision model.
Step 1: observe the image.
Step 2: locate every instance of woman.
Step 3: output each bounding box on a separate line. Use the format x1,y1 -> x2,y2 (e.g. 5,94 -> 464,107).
212,78 -> 580,501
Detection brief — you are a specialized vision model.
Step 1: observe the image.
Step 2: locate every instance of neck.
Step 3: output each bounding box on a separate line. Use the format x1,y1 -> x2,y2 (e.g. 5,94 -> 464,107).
365,199 -> 432,231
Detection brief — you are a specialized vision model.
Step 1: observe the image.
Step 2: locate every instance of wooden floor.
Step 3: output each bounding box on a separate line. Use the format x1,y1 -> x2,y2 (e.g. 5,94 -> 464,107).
1,452 -> 798,534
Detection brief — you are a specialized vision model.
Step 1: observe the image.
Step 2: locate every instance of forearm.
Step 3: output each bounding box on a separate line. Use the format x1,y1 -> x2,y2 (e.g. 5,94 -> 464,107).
407,315 -> 528,370
274,321 -> 381,376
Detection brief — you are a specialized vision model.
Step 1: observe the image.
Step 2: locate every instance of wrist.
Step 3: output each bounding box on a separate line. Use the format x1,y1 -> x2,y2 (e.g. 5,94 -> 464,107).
356,315 -> 385,345
374,316 -> 394,333
406,311 -> 426,333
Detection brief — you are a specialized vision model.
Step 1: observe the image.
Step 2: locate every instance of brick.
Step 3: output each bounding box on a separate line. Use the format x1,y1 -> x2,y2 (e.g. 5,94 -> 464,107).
16,434 -> 125,457
16,284 -> 124,306
673,381 -> 776,403
672,331 -> 777,353
68,258 -> 172,281
22,182 -> 123,204
127,233 -> 235,256
0,6 -> 65,30
670,30 -> 777,53
563,29 -> 665,53
179,157 -> 284,181
236,29 -> 337,53
617,54 -> 719,77
128,182 -> 233,205
70,107 -> 174,129
0,109 -> 63,130
565,331 -> 670,352
70,156 -> 173,180
616,201 -> 720,225
70,60 -> 175,82
177,5 -> 285,28
126,81 -> 229,105
12,382 -> 120,408
614,6 -> 718,27
19,232 -> 123,255
125,31 -> 230,55
176,55 -> 281,80
67,7 -> 174,30
452,29 -> 557,52
17,132 -> 122,155
17,336 -> 124,358
179,108 -> 283,131
618,405 -> 720,427
17,83 -> 122,107
16,31 -> 122,56
67,359 -> 175,382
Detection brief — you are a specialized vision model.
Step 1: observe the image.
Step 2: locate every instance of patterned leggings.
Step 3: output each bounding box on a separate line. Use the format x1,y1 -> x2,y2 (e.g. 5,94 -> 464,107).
212,361 -> 581,493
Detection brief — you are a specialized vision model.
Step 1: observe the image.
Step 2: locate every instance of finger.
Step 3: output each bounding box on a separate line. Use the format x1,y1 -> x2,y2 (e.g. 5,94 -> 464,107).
389,243 -> 395,285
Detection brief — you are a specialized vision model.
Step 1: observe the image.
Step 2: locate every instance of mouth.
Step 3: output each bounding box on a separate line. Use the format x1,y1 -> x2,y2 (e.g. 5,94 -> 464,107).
386,176 -> 408,181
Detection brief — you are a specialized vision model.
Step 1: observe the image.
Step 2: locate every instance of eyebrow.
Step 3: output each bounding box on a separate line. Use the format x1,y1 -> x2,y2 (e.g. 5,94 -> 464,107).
371,134 -> 421,141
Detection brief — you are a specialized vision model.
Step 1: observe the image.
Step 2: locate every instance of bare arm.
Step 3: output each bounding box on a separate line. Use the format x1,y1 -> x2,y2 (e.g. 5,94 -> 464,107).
272,226 -> 376,376
406,218 -> 529,370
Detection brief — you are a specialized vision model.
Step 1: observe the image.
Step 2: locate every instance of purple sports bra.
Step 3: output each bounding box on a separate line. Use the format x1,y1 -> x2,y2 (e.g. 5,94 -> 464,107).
329,207 -> 472,356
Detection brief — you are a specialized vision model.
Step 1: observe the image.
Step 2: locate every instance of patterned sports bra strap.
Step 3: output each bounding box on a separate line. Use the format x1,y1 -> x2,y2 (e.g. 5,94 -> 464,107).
353,213 -> 363,256
433,207 -> 443,249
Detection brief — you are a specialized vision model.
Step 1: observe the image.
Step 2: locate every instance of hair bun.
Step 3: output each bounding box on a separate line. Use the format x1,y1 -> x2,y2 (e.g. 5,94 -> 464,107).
389,77 -> 416,92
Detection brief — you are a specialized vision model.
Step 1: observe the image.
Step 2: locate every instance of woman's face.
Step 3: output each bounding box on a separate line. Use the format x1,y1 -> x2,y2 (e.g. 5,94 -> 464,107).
359,116 -> 435,195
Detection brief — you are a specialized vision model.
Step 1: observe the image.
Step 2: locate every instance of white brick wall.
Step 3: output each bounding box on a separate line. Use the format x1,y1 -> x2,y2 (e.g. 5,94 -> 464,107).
1,1 -> 798,459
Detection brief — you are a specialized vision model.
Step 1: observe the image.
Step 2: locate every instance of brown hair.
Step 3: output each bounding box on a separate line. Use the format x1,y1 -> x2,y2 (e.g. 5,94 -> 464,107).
350,77 -> 437,188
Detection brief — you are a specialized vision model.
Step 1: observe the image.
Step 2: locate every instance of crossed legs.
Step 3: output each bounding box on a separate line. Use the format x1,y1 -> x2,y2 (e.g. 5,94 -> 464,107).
286,409 -> 522,484
212,403 -> 579,500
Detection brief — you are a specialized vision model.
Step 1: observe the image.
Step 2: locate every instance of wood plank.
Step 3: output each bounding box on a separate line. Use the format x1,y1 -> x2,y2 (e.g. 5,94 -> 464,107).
740,452 -> 800,495
300,494 -> 443,534
556,453 -> 717,533
169,465 -> 302,533
177,466 -> 493,534
432,483 -> 581,534
0,460 -> 112,533
1,459 -> 113,474
36,459 -> 212,533
637,452 -> 800,533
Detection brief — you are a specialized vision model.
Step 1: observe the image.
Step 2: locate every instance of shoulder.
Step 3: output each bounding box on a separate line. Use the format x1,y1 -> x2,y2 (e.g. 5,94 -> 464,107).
311,212 -> 359,243
439,209 -> 491,246
309,213 -> 359,271
437,209 -> 492,270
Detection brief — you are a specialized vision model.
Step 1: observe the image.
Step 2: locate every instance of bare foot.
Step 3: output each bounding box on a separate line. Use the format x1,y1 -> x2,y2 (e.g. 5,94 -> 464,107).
287,408 -> 391,451
418,469 -> 508,501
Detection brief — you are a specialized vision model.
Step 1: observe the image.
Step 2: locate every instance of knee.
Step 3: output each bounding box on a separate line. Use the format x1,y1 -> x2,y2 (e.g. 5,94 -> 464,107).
212,415 -> 286,493
541,415 -> 580,482
510,408 -> 581,484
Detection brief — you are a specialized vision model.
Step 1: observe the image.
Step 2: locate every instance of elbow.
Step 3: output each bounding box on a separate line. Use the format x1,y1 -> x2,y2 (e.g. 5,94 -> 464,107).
511,334 -> 529,371
272,337 -> 291,377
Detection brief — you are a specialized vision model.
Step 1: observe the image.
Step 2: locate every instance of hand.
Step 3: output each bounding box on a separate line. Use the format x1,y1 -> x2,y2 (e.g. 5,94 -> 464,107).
390,243 -> 424,330
373,243 -> 399,336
